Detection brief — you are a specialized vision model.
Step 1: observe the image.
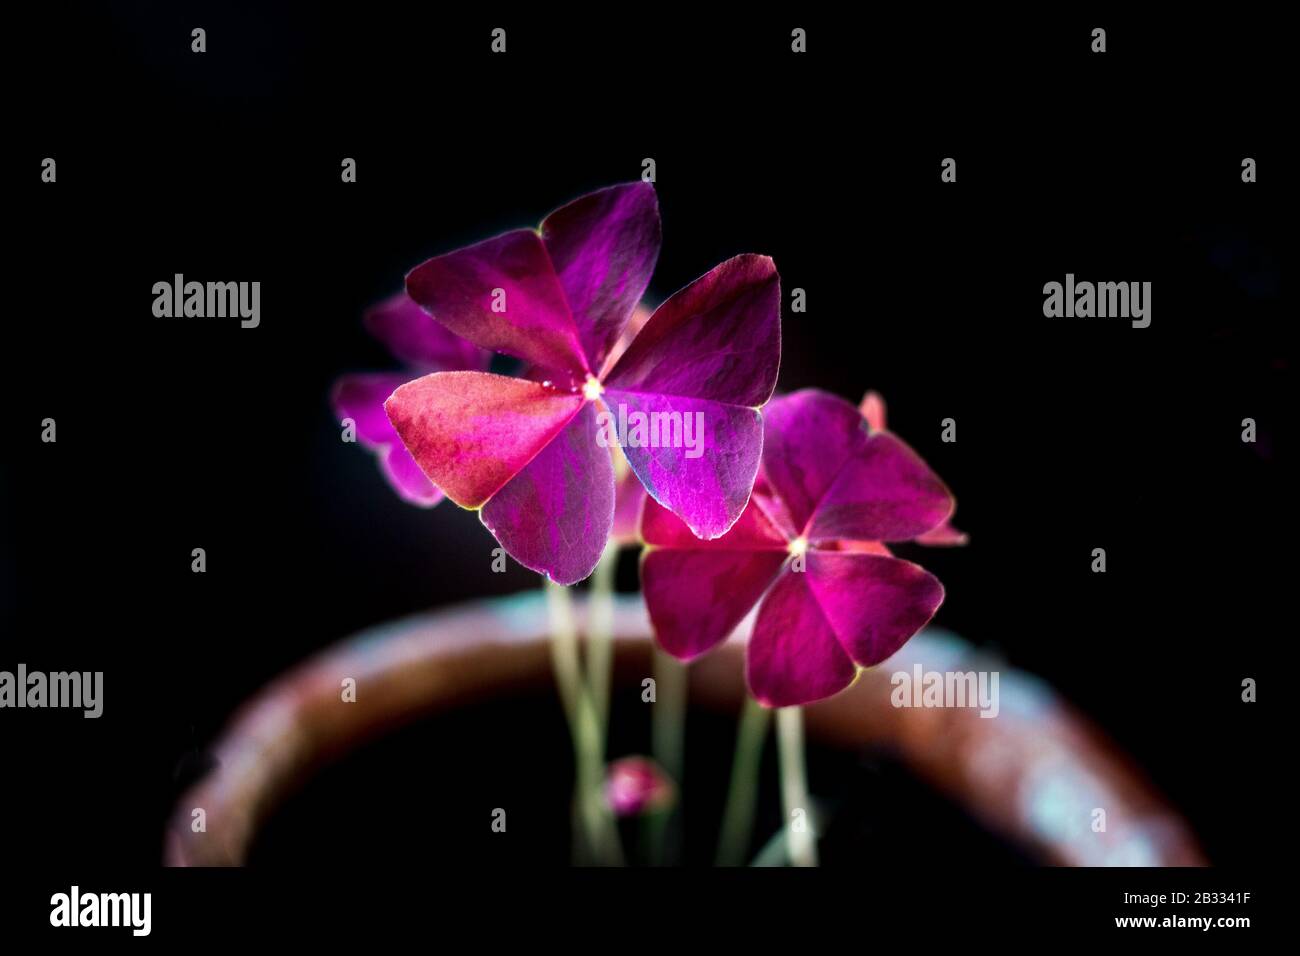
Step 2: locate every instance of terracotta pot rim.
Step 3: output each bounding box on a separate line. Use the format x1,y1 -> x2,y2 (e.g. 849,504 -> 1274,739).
165,593 -> 1205,867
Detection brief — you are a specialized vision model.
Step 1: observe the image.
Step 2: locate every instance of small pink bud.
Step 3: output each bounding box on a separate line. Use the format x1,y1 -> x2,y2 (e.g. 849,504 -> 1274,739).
604,757 -> 674,818
859,390 -> 887,432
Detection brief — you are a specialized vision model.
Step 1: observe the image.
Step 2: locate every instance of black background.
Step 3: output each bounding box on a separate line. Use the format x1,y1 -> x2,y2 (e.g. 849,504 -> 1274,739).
1,3 -> 1289,939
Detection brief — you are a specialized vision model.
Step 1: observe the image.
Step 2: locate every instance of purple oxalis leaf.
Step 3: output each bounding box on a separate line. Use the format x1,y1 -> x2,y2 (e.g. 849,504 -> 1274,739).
363,291 -> 487,373
542,182 -> 662,376
600,388 -> 764,541
384,371 -> 584,510
807,432 -> 955,543
806,551 -> 945,670
641,495 -> 788,659
859,390 -> 968,546
386,183 -> 781,583
640,389 -> 956,707
601,253 -> 781,405
480,402 -> 616,585
406,229 -> 588,380
333,372 -> 442,507
331,292 -> 490,508
602,253 -> 780,539
746,567 -> 859,708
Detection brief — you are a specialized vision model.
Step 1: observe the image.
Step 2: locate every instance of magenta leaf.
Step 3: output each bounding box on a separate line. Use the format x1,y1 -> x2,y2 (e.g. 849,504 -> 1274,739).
603,254 -> 780,406
332,372 -> 442,507
807,551 -> 945,667
602,254 -> 781,538
332,293 -> 488,507
480,403 -> 615,585
760,389 -> 872,534
641,490 -> 787,551
384,371 -> 583,509
915,522 -> 970,546
602,388 -> 764,540
363,291 -> 488,373
746,569 -> 858,708
857,388 -> 967,546
541,182 -> 661,375
643,548 -> 786,660
641,496 -> 788,659
334,372 -> 410,446
379,442 -> 443,507
406,230 -> 589,379
808,431 -> 954,544
611,462 -> 648,545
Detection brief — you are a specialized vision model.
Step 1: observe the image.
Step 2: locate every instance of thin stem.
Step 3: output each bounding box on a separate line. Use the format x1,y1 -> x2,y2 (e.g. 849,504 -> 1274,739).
748,827 -> 789,867
716,696 -> 772,866
585,542 -> 618,751
546,578 -> 623,865
776,706 -> 817,866
652,647 -> 688,786
647,646 -> 687,864
546,577 -> 583,727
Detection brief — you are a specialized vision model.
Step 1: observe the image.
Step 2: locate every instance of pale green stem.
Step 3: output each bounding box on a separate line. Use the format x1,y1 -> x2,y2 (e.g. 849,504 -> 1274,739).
647,646 -> 687,864
749,828 -> 789,867
652,647 -> 688,786
546,578 -> 623,865
584,542 -> 618,751
716,696 -> 772,866
776,706 -> 817,866
546,578 -> 580,720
